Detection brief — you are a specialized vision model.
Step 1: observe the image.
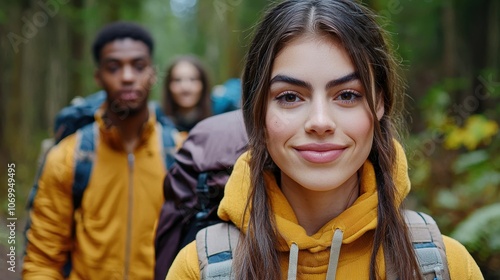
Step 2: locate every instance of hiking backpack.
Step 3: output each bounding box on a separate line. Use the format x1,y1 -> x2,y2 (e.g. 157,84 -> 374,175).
53,90 -> 174,144
195,210 -> 451,280
177,171 -> 228,250
153,110 -> 248,280
211,78 -> 242,115
53,90 -> 106,144
24,91 -> 178,275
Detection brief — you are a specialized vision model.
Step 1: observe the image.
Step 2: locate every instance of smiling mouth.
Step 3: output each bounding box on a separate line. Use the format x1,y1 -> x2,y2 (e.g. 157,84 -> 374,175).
294,144 -> 346,164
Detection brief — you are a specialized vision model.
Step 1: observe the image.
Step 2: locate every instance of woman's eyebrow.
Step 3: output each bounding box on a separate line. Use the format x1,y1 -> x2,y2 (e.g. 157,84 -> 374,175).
270,75 -> 312,90
325,72 -> 359,89
270,72 -> 359,90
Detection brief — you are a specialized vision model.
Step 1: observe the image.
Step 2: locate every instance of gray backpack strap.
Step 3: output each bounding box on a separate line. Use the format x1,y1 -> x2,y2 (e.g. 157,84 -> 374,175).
404,210 -> 450,280
196,223 -> 240,280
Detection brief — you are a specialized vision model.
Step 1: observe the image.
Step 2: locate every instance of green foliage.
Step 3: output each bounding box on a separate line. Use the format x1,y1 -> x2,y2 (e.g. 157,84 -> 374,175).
451,203 -> 500,259
409,70 -> 500,278
444,115 -> 499,150
0,9 -> 6,24
452,202 -> 500,276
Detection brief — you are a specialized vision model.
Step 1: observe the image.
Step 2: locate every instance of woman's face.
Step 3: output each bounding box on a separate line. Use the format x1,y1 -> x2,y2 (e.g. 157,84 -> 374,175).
265,35 -> 384,192
169,61 -> 203,110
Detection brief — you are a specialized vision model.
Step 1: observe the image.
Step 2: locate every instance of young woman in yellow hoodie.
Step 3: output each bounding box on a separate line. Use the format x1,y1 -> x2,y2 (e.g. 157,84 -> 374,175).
166,0 -> 484,279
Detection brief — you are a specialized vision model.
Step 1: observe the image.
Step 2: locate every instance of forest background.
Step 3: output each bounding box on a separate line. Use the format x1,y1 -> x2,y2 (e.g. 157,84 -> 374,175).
0,0 -> 499,278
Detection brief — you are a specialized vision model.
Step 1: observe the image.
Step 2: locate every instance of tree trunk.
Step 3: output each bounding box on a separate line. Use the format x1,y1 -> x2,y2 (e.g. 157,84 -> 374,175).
441,0 -> 457,79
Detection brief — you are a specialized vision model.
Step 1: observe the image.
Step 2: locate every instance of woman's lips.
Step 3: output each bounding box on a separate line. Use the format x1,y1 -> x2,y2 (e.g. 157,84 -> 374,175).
294,144 -> 346,164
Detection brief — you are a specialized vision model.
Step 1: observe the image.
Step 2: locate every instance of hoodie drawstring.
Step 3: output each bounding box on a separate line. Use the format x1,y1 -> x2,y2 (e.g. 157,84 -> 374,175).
325,229 -> 344,280
287,243 -> 299,280
287,229 -> 344,280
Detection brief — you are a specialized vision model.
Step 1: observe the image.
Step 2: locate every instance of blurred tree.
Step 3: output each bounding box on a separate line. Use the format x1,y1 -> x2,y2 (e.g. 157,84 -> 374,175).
0,0 -> 145,216
383,1 -> 500,277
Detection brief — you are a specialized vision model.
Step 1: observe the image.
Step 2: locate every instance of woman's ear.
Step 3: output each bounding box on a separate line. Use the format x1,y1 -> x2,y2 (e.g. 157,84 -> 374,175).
376,96 -> 385,121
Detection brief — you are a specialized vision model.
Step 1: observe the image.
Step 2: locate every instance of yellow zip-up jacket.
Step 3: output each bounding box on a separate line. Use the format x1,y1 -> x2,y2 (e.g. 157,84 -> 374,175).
24,106 -> 170,280
167,143 -> 484,279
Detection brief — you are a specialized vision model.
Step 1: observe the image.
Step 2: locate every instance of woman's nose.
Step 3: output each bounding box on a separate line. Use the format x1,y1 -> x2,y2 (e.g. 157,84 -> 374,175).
304,99 -> 336,135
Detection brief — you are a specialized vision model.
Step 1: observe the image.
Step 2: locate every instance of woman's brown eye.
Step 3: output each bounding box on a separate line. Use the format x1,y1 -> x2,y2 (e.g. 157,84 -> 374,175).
340,92 -> 354,100
284,94 -> 296,102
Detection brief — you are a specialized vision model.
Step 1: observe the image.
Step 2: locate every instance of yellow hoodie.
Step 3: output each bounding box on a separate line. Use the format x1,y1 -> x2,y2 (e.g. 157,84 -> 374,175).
167,144 -> 483,279
24,105 -> 172,280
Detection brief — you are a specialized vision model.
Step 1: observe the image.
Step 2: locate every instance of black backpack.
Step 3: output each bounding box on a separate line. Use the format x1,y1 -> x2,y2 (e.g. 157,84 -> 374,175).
177,171 -> 228,249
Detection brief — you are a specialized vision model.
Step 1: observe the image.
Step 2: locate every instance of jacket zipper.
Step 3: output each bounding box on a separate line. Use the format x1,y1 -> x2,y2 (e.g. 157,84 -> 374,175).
124,153 -> 135,280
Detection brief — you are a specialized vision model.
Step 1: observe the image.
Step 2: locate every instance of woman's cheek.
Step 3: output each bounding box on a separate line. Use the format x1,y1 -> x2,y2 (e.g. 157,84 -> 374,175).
266,107 -> 298,137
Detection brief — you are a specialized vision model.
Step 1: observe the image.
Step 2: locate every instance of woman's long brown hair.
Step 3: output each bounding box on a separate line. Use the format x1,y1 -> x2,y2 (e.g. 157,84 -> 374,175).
237,0 -> 422,279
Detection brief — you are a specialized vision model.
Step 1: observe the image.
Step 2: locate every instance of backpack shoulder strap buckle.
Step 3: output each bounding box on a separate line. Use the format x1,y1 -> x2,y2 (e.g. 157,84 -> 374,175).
196,223 -> 239,280
403,210 -> 451,280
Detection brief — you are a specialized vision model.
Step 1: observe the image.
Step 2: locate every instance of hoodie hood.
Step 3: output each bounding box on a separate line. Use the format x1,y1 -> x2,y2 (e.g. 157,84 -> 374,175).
218,141 -> 410,252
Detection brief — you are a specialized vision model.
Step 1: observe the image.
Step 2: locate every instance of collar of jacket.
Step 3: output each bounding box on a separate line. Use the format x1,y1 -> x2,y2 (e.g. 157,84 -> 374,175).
218,140 -> 411,253
94,102 -> 157,151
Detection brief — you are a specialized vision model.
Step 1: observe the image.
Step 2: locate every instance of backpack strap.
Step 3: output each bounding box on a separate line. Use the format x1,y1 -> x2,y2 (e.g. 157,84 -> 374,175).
72,113 -> 177,207
179,172 -> 224,249
197,172 -> 210,214
196,212 -> 450,280
149,101 -> 178,170
73,122 -> 98,210
24,142 -> 53,256
23,123 -> 97,276
388,210 -> 450,280
196,223 -> 240,280
156,121 -> 177,170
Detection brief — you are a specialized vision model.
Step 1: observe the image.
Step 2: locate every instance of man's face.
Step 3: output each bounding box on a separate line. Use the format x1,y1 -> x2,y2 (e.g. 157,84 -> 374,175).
95,38 -> 155,117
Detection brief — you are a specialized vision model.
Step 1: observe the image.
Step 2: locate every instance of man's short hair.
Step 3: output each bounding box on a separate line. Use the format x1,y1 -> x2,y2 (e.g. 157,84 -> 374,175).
92,21 -> 154,64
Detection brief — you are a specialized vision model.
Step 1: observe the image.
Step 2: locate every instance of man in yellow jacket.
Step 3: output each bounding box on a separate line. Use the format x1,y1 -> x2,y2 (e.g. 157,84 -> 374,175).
23,21 -> 176,280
